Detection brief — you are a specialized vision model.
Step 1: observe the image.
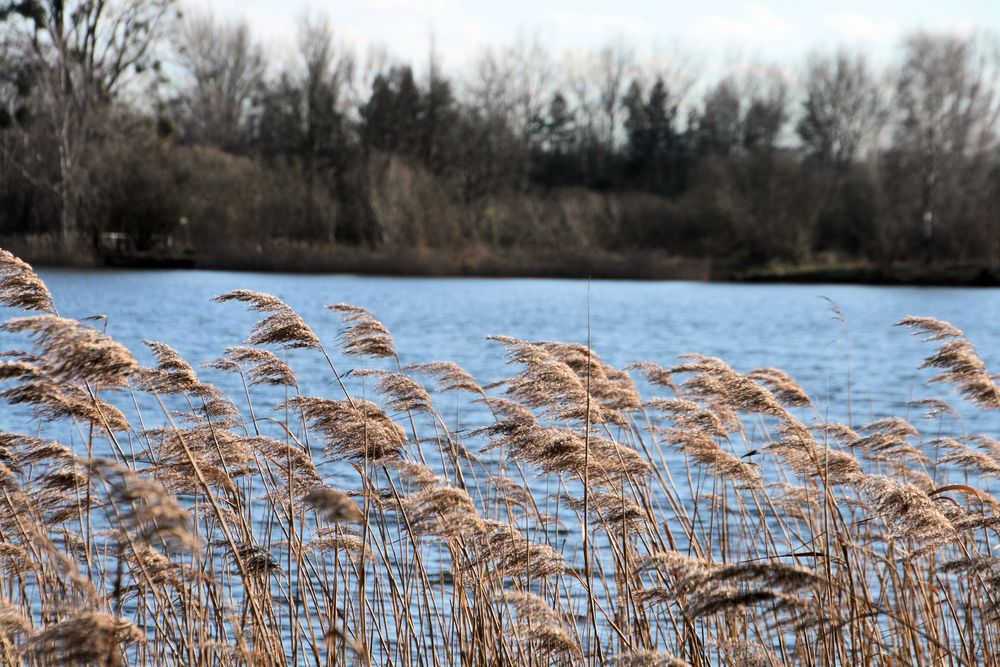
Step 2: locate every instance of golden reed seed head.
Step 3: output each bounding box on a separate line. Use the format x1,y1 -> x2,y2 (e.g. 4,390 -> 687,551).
908,397 -> 960,420
501,592 -> 582,658
896,315 -> 965,341
383,460 -> 447,489
537,341 -> 643,411
611,650 -> 692,667
490,336 -> 626,425
860,475 -> 957,552
940,443 -> 1000,477
236,544 -> 283,577
249,436 -> 321,487
328,303 -> 397,358
303,486 -> 365,523
139,340 -> 201,394
897,317 -> 1000,409
2,378 -> 131,431
666,429 -> 762,488
305,533 -> 373,565
405,361 -> 482,393
715,640 -> 782,667
2,315 -> 138,387
284,396 -> 406,461
214,346 -> 297,386
215,290 -> 321,349
763,438 -> 863,486
626,362 -> 680,393
0,249 -> 55,313
401,485 -> 483,540
746,367 -> 812,408
471,520 -> 567,578
355,369 -> 433,413
500,591 -> 563,626
247,311 -> 321,350
561,491 -> 649,533
0,599 -> 29,641
487,474 -> 532,506
92,459 -> 199,551
24,612 -> 144,665
644,397 -> 729,437
213,289 -> 288,312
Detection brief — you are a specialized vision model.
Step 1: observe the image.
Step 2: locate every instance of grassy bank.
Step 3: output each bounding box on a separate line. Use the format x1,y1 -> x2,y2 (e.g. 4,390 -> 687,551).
1,248 -> 999,665
733,261 -> 1000,287
7,234 -> 1000,286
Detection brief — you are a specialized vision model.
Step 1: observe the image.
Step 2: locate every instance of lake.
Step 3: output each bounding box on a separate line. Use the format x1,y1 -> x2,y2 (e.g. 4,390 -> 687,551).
6,268 -> 1000,433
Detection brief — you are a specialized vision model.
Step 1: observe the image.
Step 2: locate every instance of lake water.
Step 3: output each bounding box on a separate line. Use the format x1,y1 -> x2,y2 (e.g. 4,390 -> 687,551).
6,268 -> 1000,431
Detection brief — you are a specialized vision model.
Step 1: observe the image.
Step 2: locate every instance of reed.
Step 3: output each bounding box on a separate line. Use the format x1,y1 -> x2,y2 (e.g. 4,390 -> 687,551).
0,249 -> 997,666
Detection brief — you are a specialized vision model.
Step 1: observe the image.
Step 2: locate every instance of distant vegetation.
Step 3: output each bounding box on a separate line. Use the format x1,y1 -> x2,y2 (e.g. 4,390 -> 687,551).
2,2 -> 1000,277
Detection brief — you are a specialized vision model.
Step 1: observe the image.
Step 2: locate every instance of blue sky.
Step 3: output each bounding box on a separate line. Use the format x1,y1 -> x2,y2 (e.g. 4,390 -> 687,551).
198,0 -> 997,73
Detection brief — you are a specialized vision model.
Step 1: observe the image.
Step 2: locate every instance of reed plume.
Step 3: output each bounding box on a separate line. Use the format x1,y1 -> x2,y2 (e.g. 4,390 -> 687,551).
216,290 -> 321,349
501,591 -> 582,659
898,315 -> 1000,409
405,361 -> 482,393
328,303 -> 397,357
0,248 -> 55,312
24,612 -> 143,665
284,396 -> 406,461
303,486 -> 365,523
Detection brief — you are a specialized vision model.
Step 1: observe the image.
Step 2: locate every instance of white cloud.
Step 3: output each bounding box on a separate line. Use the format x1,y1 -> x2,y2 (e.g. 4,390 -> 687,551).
943,18 -> 978,38
542,9 -> 653,39
821,11 -> 897,42
338,0 -> 460,14
692,3 -> 791,42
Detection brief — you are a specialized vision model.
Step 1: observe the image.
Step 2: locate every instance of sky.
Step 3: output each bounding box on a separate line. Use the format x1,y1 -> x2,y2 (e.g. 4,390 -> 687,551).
197,0 -> 997,75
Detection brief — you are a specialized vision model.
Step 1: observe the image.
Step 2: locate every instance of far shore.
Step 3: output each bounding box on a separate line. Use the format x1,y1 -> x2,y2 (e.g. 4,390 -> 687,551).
5,237 -> 1000,287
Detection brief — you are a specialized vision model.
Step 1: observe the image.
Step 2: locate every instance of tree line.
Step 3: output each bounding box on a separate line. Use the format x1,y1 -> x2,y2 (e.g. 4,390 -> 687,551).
2,1 -> 1000,271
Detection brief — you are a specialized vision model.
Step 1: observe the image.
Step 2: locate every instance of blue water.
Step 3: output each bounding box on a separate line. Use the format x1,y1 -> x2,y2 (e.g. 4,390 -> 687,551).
5,268 -> 999,431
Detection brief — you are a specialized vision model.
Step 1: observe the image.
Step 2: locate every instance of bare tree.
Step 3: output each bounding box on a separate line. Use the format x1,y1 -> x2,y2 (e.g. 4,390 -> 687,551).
892,31 -> 1000,255
294,14 -> 355,240
595,38 -> 635,150
173,12 -> 264,151
798,50 -> 885,167
692,77 -> 743,157
742,67 -> 791,152
1,0 -> 177,241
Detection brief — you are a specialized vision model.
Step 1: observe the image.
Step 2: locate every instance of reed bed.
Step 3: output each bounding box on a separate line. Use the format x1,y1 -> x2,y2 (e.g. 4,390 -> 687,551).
0,248 -> 998,666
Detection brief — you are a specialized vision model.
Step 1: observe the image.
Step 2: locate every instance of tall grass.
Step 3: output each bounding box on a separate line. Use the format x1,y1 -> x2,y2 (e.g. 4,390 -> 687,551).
0,247 -> 998,666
